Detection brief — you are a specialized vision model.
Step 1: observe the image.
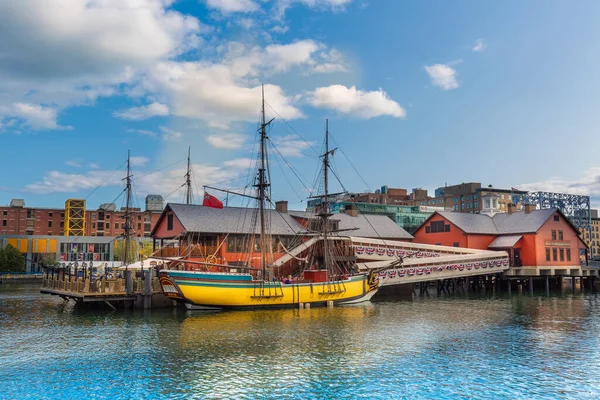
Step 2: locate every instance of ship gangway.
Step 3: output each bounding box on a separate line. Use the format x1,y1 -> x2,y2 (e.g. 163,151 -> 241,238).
273,236 -> 510,288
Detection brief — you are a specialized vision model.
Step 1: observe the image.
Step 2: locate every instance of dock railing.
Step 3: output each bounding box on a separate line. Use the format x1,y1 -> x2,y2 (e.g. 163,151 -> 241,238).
41,274 -> 162,296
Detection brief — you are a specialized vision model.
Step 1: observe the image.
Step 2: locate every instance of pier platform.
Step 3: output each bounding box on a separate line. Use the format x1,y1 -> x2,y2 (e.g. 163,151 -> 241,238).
40,273 -> 172,309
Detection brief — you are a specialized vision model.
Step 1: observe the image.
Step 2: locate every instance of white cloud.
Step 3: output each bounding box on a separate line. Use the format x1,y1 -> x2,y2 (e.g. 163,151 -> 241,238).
114,102 -> 169,120
204,0 -> 259,13
207,133 -> 246,149
3,103 -> 73,130
24,159 -> 251,198
307,85 -> 406,118
425,64 -> 459,90
130,156 -> 150,166
272,135 -> 316,158
472,39 -> 487,52
88,163 -> 100,169
145,62 -> 303,128
0,0 -> 200,129
160,126 -> 183,141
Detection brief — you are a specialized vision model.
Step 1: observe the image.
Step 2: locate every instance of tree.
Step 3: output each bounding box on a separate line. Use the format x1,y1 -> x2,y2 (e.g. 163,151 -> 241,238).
40,254 -> 59,269
0,245 -> 26,273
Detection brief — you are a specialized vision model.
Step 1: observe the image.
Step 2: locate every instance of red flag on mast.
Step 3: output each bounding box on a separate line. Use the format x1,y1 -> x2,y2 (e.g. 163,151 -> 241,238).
203,192 -> 224,209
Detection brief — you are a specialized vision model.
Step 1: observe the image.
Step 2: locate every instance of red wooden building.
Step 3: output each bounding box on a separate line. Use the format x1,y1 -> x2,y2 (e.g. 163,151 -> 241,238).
412,206 -> 588,276
151,202 -> 412,270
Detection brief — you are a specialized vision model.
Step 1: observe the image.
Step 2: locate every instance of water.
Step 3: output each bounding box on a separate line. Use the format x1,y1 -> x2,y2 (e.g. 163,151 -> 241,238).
2,283 -> 600,399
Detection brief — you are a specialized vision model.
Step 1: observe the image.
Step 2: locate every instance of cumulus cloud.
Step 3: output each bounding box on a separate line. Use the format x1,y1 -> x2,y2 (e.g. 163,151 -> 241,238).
307,85 -> 406,118
114,102 -> 169,120
207,133 -> 246,149
472,39 -> 487,52
4,103 -> 72,130
0,0 -> 201,130
24,159 -> 253,197
425,64 -> 459,90
272,135 -> 317,157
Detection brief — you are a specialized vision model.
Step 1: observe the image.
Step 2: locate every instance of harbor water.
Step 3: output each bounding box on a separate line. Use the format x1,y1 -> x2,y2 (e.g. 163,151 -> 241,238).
2,283 -> 600,399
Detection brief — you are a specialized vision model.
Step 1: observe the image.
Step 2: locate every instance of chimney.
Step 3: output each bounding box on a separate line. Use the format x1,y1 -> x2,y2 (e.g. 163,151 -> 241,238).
344,204 -> 359,217
524,204 -> 536,214
275,201 -> 288,213
507,203 -> 515,215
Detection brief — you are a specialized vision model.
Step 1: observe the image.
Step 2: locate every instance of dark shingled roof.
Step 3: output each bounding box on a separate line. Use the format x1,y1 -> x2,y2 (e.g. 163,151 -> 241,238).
437,208 -> 562,235
166,203 -> 306,236
289,211 -> 413,240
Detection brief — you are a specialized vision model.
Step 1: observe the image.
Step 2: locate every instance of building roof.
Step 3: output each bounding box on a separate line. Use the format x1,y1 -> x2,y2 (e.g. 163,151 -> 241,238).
492,208 -> 557,234
290,211 -> 413,240
160,203 -> 307,236
488,235 -> 523,248
435,208 -> 563,235
437,211 -> 498,234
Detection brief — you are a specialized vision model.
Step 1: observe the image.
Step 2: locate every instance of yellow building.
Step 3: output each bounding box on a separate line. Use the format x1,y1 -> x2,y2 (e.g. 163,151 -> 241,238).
579,213 -> 599,258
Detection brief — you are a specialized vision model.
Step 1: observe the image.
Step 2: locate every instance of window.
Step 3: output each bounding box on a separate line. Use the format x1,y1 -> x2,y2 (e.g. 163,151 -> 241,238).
48,221 -> 52,228
92,212 -> 96,219
92,222 -> 96,229
559,248 -> 564,261
167,214 -> 173,231
106,223 -> 110,229
2,211 -> 7,216
546,248 -> 550,261
138,215 -> 142,221
106,214 -> 110,219
429,221 -> 446,233
49,212 -> 53,217
558,230 -> 563,240
552,248 -> 557,261
60,222 -> 64,228
551,230 -> 557,240
60,212 -> 64,218
426,226 -> 431,233
137,223 -> 141,230
2,220 -> 6,227
97,222 -> 104,230
453,242 -> 460,247
554,215 -> 559,222
566,248 -> 571,262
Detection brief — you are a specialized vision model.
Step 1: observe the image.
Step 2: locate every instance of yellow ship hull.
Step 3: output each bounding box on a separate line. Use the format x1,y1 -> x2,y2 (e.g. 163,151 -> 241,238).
159,271 -> 379,310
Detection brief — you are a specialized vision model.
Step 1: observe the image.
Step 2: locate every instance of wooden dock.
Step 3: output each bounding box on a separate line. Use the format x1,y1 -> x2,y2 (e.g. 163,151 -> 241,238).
40,272 -> 172,309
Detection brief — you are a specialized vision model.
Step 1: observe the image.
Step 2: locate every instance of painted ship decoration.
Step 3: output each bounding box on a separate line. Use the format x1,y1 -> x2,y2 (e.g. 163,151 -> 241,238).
156,86 -> 380,310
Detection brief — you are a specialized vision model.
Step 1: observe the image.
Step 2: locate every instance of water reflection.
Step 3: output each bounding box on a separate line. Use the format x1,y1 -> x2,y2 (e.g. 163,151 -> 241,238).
1,283 -> 600,399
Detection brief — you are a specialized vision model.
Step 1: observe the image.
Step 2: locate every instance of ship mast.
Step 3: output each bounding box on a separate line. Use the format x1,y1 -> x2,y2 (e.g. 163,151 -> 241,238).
185,146 -> 192,205
123,150 -> 132,268
320,120 -> 333,274
256,85 -> 271,281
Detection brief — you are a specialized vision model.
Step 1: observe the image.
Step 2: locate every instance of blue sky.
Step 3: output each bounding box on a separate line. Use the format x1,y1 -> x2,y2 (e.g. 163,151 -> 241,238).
1,0 -> 600,211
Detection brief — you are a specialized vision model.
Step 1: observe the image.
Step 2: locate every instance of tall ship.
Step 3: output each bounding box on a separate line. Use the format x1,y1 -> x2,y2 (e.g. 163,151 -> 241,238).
156,86 -> 380,310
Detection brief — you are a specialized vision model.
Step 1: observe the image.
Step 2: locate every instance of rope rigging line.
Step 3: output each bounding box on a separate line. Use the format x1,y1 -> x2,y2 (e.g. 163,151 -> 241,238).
84,160 -> 127,200
264,100 -> 320,156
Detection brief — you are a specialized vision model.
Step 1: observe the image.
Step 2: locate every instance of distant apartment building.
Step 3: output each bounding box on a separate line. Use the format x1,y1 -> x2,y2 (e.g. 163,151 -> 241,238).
0,195 -> 162,238
420,182 -> 529,214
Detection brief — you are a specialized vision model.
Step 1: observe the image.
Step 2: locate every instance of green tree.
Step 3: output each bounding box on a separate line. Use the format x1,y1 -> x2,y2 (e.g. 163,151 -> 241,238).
0,245 -> 26,273
39,254 -> 59,269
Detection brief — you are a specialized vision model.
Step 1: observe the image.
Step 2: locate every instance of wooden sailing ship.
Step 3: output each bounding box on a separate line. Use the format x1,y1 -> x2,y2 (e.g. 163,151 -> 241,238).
157,86 -> 379,310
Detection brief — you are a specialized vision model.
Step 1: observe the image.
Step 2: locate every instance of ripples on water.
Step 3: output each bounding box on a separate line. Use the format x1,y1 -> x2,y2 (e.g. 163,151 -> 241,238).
1,283 -> 600,399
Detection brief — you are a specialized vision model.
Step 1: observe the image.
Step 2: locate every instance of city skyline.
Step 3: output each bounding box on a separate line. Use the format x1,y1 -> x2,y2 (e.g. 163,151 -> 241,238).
2,0 -> 600,210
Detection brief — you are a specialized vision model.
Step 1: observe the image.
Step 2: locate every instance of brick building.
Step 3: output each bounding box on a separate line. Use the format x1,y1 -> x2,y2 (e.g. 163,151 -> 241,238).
0,198 -> 161,238
419,182 -> 529,213
412,206 -> 587,276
